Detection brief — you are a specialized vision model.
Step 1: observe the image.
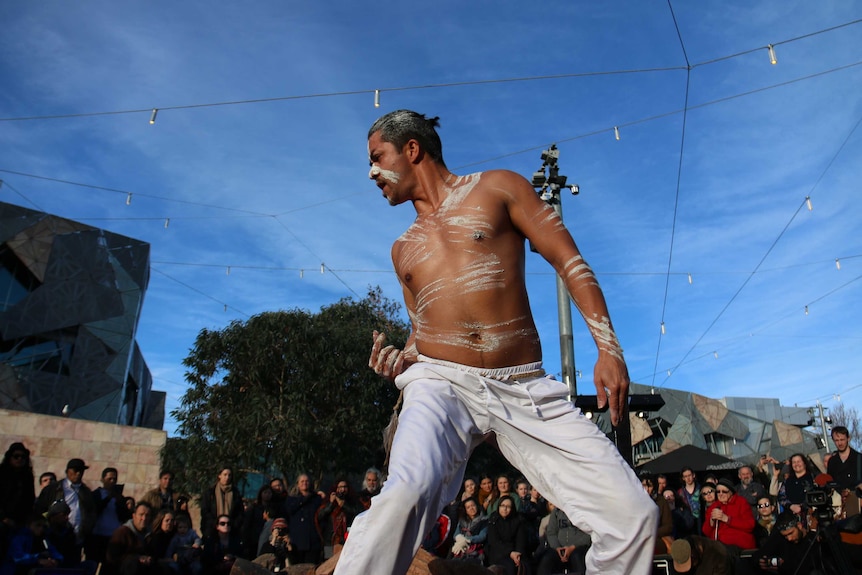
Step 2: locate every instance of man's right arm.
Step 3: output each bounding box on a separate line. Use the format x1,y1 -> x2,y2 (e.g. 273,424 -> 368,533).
368,280 -> 417,380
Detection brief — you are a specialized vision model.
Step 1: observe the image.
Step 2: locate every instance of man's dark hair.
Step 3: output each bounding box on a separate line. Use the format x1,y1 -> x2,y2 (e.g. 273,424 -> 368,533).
159,470 -> 173,478
775,510 -> 801,532
40,471 -> 56,483
102,467 -> 118,479
832,426 -> 850,438
368,110 -> 446,166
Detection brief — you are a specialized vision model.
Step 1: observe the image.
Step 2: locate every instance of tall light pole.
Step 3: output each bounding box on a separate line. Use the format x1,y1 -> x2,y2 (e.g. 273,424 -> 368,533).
531,145 -> 579,398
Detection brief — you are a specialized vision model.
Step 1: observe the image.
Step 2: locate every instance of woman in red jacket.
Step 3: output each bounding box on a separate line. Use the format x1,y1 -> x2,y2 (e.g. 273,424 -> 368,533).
702,478 -> 756,551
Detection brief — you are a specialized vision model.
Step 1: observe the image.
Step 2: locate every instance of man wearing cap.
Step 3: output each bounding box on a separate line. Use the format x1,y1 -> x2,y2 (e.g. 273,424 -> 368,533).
669,536 -> 730,574
702,478 -> 755,551
35,458 -> 96,553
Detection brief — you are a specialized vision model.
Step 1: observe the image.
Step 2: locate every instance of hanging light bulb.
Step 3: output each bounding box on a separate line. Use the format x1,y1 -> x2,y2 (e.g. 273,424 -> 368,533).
149,108 -> 158,124
126,192 -> 132,205
224,304 -> 228,312
300,269 -> 304,279
713,351 -> 719,359
374,90 -> 381,108
320,263 -> 325,274
164,218 -> 170,228
660,322 -> 666,335
806,196 -> 813,211
835,258 -> 841,270
767,44 -> 777,65
687,272 -> 693,285
226,266 -> 231,275
614,126 -> 620,141
667,369 -> 671,376
804,305 -> 809,315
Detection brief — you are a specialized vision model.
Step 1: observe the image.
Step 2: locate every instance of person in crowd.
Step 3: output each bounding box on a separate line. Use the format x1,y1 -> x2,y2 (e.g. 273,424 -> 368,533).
105,501 -> 160,575
166,513 -> 202,575
141,471 -> 176,513
39,472 -> 57,491
664,488 -> 696,538
269,478 -> 288,510
828,426 -> 862,514
1,512 -> 63,575
199,466 -> 243,539
35,458 -> 96,555
485,496 -> 530,575
752,495 -> 778,548
255,506 -> 280,558
358,468 -> 381,510
657,474 -> 668,495
201,514 -> 240,575
460,477 -> 477,502
516,479 -> 541,551
537,504 -> 589,575
699,482 -> 717,524
670,536 -> 732,574
678,467 -> 702,525
241,484 -> 274,559
487,475 -> 521,515
449,496 -> 487,564
88,466 -> 131,564
775,453 -> 816,515
642,476 -> 674,554
125,497 -> 137,515
477,475 -> 495,510
735,465 -> 765,518
753,510 -> 824,574
0,443 -> 35,537
145,509 -> 176,570
284,474 -> 323,565
256,517 -> 291,572
316,478 -> 362,559
44,500 -> 81,571
703,478 -> 756,552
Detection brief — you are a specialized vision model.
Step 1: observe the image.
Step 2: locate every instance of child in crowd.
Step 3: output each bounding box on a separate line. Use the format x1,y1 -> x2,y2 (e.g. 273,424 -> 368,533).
167,514 -> 202,575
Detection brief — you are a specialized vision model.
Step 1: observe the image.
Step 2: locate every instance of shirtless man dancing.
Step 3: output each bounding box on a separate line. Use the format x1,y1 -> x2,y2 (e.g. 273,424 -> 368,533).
334,110 -> 657,574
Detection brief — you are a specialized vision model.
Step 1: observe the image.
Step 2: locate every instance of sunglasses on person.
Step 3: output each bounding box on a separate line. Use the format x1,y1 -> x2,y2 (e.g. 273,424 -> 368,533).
218,521 -> 231,526
701,489 -> 714,495
716,489 -> 731,494
757,503 -> 773,509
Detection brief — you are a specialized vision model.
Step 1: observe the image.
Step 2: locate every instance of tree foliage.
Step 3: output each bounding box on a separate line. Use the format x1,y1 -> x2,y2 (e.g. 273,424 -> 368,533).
831,402 -> 862,449
163,288 -> 408,496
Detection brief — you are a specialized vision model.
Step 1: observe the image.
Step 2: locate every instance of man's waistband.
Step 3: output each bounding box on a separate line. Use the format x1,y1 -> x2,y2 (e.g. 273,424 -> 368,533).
417,354 -> 545,381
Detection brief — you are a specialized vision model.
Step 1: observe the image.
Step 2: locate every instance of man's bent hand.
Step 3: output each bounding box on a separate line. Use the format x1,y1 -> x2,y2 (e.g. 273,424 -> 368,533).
369,330 -> 405,380
593,351 -> 630,426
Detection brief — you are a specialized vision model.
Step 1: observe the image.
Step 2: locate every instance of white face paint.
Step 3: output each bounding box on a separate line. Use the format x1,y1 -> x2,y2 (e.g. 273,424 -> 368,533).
369,164 -> 400,184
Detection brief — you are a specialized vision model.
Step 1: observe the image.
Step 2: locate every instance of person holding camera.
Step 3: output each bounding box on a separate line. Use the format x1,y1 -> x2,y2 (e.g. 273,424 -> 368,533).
754,510 -> 821,574
316,479 -> 362,559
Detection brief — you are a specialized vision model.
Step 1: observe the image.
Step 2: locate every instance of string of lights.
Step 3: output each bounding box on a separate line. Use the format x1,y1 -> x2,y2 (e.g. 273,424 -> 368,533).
0,18 -> 858,124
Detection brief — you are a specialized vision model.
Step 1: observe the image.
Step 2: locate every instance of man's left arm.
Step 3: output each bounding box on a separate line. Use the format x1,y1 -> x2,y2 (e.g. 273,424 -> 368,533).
501,171 -> 629,424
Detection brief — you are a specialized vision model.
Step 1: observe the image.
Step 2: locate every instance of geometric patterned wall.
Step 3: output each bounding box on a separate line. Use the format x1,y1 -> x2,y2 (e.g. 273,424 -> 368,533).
0,201 -> 161,429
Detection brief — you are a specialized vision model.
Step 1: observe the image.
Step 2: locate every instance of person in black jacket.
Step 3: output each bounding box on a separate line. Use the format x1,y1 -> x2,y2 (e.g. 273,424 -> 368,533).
284,474 -> 323,565
485,495 -> 530,575
198,466 -> 243,542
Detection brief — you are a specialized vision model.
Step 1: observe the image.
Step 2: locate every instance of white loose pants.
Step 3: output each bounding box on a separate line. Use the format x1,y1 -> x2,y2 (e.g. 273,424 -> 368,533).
334,360 -> 657,575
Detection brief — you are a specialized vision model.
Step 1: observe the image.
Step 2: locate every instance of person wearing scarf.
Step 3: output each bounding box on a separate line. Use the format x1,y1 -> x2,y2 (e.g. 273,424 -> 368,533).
199,466 -> 244,540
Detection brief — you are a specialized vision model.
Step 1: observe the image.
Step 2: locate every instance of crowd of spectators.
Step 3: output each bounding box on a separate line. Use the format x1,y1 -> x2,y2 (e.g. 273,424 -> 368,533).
4,427 -> 862,574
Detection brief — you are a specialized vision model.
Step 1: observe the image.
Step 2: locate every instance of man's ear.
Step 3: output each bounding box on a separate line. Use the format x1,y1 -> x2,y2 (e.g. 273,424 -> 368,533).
404,139 -> 423,163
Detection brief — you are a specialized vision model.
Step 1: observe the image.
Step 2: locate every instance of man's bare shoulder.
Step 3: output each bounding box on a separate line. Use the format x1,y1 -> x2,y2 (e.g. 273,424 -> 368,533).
473,169 -> 536,199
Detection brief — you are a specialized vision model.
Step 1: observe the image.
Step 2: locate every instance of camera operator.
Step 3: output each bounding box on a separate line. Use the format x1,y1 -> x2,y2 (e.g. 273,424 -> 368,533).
257,517 -> 291,571
754,511 -> 820,574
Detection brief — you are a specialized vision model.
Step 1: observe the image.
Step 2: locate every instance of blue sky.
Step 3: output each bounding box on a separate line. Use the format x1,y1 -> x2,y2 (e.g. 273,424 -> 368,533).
2,1 -> 861,436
